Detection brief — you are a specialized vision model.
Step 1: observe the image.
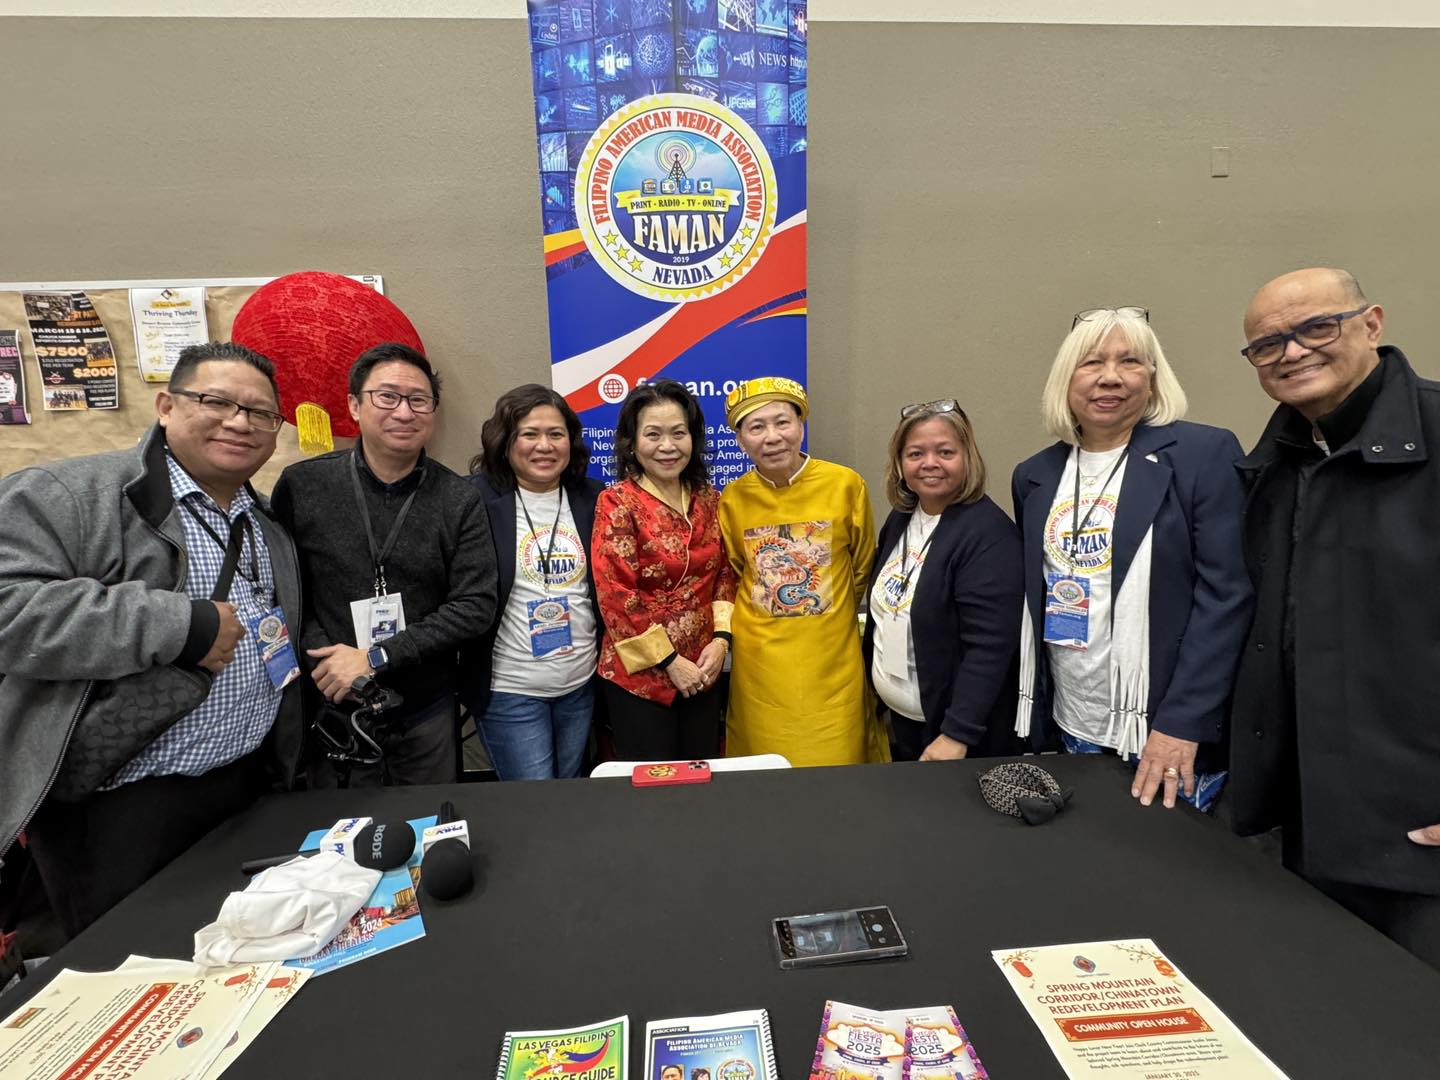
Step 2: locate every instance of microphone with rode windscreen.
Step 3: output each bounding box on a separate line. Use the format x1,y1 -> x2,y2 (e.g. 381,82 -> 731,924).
420,800 -> 474,901
240,819 -> 416,876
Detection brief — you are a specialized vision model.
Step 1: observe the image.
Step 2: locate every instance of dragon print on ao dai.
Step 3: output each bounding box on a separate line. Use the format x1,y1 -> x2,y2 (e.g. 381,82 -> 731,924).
719,457 -> 881,765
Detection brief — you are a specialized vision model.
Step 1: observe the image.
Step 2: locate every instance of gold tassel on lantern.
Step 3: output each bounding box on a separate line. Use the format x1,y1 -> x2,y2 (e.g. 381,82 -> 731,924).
296,402 -> 334,456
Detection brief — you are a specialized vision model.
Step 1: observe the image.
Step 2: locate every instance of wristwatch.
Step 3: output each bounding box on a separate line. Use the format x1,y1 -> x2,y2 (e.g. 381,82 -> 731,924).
367,645 -> 389,673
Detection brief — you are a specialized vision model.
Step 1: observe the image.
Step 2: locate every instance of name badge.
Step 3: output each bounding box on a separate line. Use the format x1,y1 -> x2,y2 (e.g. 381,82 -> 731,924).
1042,572 -> 1090,650
249,607 -> 300,689
349,592 -> 407,648
528,596 -> 574,658
877,612 -> 911,680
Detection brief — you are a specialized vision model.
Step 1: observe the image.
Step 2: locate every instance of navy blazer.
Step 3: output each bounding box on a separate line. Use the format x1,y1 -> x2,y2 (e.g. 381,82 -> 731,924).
862,495 -> 1024,751
1010,420 -> 1253,748
458,472 -> 604,717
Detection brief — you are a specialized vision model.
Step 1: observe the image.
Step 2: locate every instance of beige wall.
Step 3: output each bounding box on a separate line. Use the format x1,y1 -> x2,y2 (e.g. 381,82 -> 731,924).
1,17 -> 1436,514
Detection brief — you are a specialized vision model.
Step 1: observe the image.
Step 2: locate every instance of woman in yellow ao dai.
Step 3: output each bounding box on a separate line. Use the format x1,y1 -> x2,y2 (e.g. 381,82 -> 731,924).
718,378 -> 883,766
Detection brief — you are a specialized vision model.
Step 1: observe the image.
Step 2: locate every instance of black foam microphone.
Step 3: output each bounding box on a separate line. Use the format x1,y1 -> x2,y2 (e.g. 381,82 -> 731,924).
421,837 -> 474,900
240,820 -> 416,876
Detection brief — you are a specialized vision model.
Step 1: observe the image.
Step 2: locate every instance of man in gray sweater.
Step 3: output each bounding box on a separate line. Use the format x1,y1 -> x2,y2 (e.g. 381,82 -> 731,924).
271,343 -> 498,786
0,342 -> 306,939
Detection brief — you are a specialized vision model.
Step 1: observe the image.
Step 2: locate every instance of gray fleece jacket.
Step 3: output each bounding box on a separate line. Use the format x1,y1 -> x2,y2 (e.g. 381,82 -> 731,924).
0,425 -> 305,876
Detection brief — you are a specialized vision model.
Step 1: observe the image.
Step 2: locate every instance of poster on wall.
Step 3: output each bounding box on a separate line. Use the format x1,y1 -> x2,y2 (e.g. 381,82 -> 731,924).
130,286 -> 209,382
0,329 -> 30,424
526,0 -> 808,485
22,291 -> 119,411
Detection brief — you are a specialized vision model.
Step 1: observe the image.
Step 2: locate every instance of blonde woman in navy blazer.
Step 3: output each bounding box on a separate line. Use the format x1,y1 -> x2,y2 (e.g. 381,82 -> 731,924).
1011,307 -> 1252,811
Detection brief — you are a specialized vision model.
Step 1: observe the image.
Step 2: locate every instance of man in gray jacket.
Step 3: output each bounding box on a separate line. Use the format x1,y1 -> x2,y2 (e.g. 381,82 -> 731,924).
0,342 -> 305,939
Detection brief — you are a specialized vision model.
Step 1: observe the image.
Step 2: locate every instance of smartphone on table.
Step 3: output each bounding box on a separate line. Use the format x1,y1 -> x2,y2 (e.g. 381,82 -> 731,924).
772,905 -> 908,969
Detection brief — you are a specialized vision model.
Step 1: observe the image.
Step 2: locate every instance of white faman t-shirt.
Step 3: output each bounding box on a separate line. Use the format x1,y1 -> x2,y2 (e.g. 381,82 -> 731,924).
491,487 -> 598,697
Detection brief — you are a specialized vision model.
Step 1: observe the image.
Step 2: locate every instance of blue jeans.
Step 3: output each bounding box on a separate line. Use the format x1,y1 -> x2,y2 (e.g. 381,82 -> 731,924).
1060,731 -> 1227,814
479,683 -> 594,780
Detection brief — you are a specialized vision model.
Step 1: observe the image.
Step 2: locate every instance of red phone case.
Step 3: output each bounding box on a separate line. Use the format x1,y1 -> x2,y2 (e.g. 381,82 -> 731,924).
631,760 -> 713,787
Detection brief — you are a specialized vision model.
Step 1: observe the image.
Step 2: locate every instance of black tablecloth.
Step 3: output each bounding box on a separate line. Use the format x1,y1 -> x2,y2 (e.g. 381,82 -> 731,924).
5,756 -> 1439,1076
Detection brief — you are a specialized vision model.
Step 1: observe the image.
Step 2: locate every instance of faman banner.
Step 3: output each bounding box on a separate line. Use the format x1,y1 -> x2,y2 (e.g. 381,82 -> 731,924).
526,0 -> 808,484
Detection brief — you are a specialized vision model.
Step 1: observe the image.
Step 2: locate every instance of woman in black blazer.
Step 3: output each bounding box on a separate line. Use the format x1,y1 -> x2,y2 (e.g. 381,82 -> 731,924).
863,400 -> 1023,761
462,384 -> 604,780
1010,307 -> 1251,811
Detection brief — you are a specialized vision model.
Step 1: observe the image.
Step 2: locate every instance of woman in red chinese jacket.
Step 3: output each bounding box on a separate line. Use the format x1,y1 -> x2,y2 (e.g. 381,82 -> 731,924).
592,379 -> 738,760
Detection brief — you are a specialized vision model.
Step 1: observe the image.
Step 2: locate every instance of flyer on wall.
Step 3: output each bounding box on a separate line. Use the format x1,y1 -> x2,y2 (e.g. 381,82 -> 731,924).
130,286 -> 210,382
21,290 -> 119,410
992,939 -> 1289,1079
0,329 -> 30,424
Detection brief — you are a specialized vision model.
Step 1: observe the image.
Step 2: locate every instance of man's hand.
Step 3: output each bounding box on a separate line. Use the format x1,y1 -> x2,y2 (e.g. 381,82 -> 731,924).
198,601 -> 246,673
696,639 -> 728,686
307,644 -> 373,703
1408,824 -> 1440,846
919,733 -> 969,762
665,655 -> 706,698
1132,730 -> 1199,809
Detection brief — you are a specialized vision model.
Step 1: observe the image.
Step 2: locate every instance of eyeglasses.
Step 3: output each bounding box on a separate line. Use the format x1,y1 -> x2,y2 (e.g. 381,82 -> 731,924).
171,389 -> 284,432
1240,306 -> 1371,367
361,389 -> 437,414
1072,306 -> 1149,329
901,398 -> 967,420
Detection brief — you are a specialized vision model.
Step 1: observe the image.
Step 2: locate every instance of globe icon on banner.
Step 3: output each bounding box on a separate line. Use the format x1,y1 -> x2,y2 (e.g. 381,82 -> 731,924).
599,373 -> 629,403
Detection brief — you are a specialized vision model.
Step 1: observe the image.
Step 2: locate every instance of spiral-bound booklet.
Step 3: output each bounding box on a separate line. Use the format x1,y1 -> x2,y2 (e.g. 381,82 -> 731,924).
495,1015 -> 630,1080
644,1010 -> 778,1080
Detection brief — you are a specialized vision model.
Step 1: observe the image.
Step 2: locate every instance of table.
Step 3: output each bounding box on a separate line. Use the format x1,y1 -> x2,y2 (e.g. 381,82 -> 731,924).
5,755 -> 1439,1076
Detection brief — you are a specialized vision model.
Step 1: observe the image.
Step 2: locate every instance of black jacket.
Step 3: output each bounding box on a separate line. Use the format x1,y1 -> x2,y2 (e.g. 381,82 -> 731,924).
458,473 -> 604,718
1013,421 -> 1252,757
862,496 -> 1023,751
1231,346 -> 1440,895
270,447 -> 498,719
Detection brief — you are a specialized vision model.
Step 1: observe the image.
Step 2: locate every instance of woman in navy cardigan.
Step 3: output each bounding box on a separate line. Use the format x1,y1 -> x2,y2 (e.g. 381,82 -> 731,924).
461,384 -> 604,780
1011,307 -> 1252,810
863,400 -> 1023,761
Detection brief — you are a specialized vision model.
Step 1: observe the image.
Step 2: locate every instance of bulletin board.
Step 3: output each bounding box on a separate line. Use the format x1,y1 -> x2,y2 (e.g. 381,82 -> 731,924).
0,277 -> 378,493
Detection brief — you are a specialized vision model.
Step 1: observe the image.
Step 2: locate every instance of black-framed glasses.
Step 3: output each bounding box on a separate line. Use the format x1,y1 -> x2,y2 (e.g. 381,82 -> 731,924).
1072,306 -> 1149,329
901,398 -> 968,420
1240,306 -> 1371,367
171,389 -> 284,432
361,389 -> 437,414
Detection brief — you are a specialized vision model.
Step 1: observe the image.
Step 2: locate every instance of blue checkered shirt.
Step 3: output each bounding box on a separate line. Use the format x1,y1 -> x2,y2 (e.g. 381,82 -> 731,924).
106,453 -> 284,785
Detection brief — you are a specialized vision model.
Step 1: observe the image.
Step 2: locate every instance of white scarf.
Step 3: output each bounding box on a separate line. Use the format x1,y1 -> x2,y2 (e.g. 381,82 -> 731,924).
1015,455 -> 1154,757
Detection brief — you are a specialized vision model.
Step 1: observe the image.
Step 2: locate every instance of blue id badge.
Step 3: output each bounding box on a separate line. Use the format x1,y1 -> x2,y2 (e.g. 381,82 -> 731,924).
1043,572 -> 1091,650
249,606 -> 301,689
527,596 -> 574,657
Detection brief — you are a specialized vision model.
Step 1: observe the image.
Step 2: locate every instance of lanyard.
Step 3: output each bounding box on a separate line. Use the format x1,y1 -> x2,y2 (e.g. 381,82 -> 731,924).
183,502 -> 261,603
892,513 -> 938,607
349,452 -> 422,596
517,487 -> 567,595
1068,446 -> 1129,570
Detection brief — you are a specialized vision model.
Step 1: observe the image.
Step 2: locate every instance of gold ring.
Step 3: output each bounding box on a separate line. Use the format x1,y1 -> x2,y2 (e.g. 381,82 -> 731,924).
1163,767 -> 1179,777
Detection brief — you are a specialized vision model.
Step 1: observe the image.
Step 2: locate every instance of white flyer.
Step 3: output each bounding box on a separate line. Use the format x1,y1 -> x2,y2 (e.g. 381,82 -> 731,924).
130,286 -> 209,382
992,938 -> 1289,1079
0,959 -> 298,1079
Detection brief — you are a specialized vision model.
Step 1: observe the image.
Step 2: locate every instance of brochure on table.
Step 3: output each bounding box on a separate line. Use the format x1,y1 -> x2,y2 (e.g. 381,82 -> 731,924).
282,814 -> 436,976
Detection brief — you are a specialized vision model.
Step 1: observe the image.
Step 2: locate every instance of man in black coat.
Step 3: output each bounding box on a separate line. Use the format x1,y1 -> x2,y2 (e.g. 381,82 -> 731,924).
1231,267 -> 1440,970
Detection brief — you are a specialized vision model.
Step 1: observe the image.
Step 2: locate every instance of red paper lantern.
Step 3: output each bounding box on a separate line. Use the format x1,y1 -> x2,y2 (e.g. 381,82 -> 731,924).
231,271 -> 424,439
